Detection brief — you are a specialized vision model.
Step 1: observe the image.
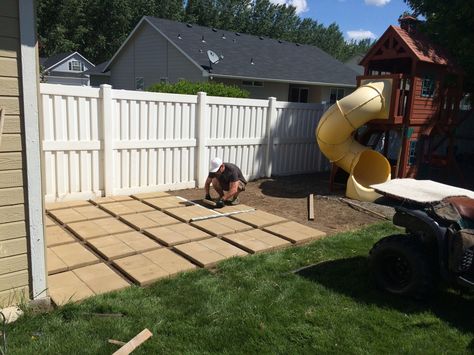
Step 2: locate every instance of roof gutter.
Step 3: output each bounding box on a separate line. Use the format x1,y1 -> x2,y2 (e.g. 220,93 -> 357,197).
208,73 -> 357,88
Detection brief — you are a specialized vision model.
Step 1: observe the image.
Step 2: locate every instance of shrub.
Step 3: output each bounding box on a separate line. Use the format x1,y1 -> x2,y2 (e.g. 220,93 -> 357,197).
147,80 -> 249,98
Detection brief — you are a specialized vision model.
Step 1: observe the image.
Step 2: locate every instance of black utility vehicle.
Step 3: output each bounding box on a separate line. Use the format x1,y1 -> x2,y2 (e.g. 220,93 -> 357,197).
370,196 -> 474,298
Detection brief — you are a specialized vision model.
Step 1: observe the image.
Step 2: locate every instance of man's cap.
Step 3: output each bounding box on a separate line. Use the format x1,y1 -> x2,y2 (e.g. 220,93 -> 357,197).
209,157 -> 223,173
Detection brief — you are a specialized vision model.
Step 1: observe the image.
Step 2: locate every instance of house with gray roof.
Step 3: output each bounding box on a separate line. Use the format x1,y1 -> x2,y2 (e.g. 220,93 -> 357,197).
39,51 -> 94,86
98,16 -> 359,103
83,61 -> 110,87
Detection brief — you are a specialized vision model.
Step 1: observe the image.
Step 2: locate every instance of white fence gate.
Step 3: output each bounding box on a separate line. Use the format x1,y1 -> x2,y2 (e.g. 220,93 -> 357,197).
40,84 -> 329,202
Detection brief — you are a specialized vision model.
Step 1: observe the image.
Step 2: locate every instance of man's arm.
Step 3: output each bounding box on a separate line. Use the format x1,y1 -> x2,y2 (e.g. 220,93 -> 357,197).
204,177 -> 212,195
222,181 -> 239,201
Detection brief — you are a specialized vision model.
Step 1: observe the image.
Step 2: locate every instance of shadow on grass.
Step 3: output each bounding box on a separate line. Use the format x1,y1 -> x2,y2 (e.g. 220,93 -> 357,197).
295,256 -> 474,334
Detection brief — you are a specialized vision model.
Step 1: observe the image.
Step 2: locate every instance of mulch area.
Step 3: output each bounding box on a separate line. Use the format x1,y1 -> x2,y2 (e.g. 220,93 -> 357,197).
170,172 -> 386,235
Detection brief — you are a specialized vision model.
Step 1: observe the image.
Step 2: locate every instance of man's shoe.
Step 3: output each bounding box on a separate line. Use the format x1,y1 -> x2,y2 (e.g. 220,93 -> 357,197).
230,197 -> 240,205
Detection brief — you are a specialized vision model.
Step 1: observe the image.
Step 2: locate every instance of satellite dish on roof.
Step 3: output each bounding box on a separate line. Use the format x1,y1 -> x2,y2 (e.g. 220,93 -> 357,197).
207,50 -> 220,64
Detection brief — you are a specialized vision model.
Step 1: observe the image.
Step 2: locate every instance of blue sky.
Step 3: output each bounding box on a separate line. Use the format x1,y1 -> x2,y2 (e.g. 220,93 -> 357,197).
270,0 -> 412,41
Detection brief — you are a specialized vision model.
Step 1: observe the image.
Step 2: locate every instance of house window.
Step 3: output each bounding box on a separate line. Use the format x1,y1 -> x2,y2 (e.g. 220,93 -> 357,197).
135,77 -> 144,90
69,60 -> 83,71
329,88 -> 345,104
242,80 -> 264,87
421,75 -> 435,97
289,87 -> 308,103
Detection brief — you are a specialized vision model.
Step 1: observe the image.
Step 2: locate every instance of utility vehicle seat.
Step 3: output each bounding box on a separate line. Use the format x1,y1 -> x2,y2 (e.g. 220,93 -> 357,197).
445,197 -> 474,220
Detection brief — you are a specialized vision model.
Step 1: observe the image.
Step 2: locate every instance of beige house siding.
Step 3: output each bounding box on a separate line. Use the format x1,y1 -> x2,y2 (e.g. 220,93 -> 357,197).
0,0 -> 30,306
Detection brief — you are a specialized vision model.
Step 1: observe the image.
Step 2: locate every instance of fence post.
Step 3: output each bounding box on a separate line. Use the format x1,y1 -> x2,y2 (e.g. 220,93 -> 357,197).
100,84 -> 114,196
196,92 -> 208,188
265,97 -> 277,177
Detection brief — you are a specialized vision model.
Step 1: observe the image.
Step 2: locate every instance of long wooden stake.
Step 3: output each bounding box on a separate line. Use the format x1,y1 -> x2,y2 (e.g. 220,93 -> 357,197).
339,198 -> 388,220
308,194 -> 314,221
112,328 -> 153,355
201,198 -> 217,207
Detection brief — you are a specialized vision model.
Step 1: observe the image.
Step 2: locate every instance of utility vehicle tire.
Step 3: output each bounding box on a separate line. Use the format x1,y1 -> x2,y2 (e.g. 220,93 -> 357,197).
369,234 -> 436,299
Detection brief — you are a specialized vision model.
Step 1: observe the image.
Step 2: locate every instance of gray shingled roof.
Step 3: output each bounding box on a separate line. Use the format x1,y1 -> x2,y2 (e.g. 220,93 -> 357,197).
114,17 -> 358,86
40,52 -> 75,70
83,61 -> 110,76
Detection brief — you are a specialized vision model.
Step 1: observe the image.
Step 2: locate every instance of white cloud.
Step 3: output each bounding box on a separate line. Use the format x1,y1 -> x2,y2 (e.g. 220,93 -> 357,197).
347,30 -> 377,41
270,0 -> 309,14
364,0 -> 390,6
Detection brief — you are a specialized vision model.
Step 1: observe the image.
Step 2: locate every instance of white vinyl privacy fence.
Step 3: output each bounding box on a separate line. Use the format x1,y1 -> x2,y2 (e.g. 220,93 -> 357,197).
40,84 -> 329,202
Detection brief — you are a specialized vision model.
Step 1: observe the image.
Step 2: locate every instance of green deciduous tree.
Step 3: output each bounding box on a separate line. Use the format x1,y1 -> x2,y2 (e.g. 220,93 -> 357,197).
37,0 -> 184,63
403,0 -> 474,93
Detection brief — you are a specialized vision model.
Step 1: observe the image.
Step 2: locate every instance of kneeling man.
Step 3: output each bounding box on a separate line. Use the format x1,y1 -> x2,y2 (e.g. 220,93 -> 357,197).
204,157 -> 247,208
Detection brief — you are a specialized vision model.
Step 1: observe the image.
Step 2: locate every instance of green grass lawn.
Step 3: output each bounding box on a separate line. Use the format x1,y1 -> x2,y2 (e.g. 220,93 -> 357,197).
9,223 -> 474,354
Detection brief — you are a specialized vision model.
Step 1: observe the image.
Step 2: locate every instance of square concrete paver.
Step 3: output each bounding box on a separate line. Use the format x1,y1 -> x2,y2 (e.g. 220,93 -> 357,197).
191,217 -> 253,236
131,191 -> 171,200
114,231 -> 162,252
216,204 -> 255,214
112,254 -> 170,286
48,271 -> 95,305
223,229 -> 291,254
174,238 -> 247,268
49,205 -> 110,224
263,221 -> 326,244
145,223 -> 211,246
67,218 -> 133,240
119,210 -> 180,230
142,248 -> 196,275
49,243 -> 99,270
166,205 -> 220,222
99,200 -> 155,216
46,226 -> 76,247
230,210 -> 287,228
45,200 -> 92,211
91,195 -> 135,205
144,196 -> 192,210
86,231 -> 161,260
47,248 -> 68,275
73,263 -> 129,295
86,235 -> 136,260
45,215 -> 57,227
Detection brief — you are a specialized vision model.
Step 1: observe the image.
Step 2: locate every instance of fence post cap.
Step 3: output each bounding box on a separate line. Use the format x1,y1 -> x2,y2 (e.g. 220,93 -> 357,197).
100,84 -> 112,89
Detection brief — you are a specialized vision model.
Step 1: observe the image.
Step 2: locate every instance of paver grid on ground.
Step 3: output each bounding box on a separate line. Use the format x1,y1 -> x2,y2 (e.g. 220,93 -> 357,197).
44,193 -> 326,305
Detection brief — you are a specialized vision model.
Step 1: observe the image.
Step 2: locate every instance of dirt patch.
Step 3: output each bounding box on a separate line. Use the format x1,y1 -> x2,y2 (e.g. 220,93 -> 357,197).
170,173 -> 385,235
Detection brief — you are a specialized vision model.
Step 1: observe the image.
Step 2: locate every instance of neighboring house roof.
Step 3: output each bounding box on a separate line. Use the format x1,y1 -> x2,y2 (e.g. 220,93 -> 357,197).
345,53 -> 365,75
83,61 -> 110,76
106,16 -> 358,87
41,51 -> 95,71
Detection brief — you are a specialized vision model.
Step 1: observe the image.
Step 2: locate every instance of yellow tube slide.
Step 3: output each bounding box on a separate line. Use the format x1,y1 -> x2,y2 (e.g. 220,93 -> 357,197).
316,79 -> 393,202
